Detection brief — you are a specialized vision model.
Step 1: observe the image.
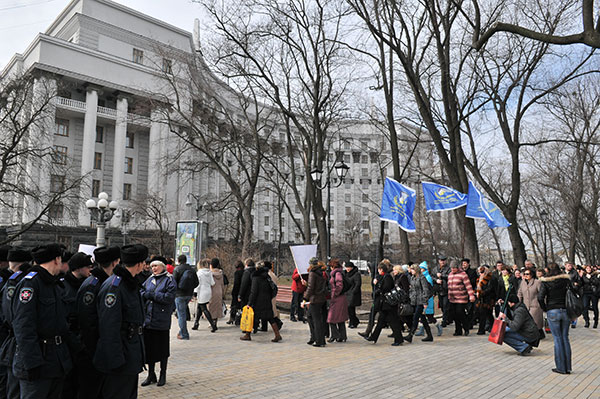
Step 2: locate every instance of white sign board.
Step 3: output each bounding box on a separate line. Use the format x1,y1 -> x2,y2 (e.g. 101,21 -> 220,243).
78,244 -> 97,261
290,245 -> 317,275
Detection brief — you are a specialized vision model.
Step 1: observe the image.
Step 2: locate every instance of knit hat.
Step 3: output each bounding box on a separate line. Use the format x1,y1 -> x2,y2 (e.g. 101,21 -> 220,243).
0,245 -> 12,262
7,247 -> 31,263
68,252 -> 94,271
31,244 -> 63,265
507,293 -> 520,304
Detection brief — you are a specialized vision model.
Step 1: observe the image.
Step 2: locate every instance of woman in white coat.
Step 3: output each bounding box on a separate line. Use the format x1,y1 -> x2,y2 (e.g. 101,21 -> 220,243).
192,258 -> 217,332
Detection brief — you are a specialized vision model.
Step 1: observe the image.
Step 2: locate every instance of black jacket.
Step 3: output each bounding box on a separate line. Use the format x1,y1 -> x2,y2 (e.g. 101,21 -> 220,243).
93,266 -> 145,375
12,266 -> 74,380
506,302 -> 540,344
0,267 -> 30,368
248,267 -> 274,320
374,273 -> 395,311
344,268 -> 362,307
238,266 -> 256,306
538,274 -> 570,312
76,267 -> 110,356
172,264 -> 196,297
63,271 -> 84,333
582,272 -> 599,295
230,268 -> 244,306
304,268 -> 327,304
496,274 -> 518,302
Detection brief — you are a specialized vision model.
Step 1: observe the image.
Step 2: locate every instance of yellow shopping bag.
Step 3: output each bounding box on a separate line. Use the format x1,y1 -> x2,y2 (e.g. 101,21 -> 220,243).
240,305 -> 254,333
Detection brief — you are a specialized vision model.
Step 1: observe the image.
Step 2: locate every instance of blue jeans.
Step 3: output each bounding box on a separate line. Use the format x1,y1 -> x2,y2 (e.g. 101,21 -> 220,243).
547,308 -> 572,372
503,327 -> 529,353
175,296 -> 192,339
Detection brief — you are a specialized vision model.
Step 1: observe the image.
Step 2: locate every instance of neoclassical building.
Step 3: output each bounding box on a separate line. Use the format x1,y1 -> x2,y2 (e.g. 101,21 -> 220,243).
1,0 -> 451,255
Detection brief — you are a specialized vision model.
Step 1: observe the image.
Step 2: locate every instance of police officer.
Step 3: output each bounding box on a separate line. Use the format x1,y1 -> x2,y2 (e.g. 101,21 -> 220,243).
60,252 -> 93,399
76,245 -> 120,399
12,243 -> 74,398
0,246 -> 30,399
94,244 -> 147,399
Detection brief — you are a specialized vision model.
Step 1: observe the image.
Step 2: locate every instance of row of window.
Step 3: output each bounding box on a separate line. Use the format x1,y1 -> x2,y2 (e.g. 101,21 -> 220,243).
51,175 -> 132,201
132,48 -> 173,74
55,119 -> 135,148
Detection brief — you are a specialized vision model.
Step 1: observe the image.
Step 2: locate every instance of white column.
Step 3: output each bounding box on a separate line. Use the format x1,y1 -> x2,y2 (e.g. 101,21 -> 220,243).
78,88 -> 98,225
22,76 -> 56,223
111,97 -> 128,205
148,108 -> 165,196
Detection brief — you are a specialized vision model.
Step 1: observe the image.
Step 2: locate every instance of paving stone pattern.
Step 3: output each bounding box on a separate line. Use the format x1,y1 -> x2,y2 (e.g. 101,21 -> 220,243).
139,315 -> 600,399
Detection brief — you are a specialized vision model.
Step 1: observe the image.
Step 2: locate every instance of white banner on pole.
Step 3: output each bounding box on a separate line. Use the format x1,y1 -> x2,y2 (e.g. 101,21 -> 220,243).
78,244 -> 97,260
290,245 -> 317,275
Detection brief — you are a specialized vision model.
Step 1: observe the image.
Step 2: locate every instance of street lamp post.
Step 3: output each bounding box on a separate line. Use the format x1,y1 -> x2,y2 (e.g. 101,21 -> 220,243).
86,192 -> 118,247
540,209 -> 548,268
119,209 -> 131,246
185,194 -> 209,261
311,160 -> 350,259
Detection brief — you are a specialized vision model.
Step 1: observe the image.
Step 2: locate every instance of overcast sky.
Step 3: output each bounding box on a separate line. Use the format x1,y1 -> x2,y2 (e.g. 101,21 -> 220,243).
0,0 -> 205,69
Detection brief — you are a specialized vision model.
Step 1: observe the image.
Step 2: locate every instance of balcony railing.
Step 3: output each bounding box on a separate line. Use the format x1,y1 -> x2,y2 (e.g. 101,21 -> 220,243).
54,96 -> 86,112
97,105 -> 117,118
54,96 -> 150,127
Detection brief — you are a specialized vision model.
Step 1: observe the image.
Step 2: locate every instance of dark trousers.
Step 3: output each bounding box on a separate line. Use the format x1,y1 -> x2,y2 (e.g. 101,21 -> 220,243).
450,302 -> 468,334
477,306 -> 494,334
348,306 -> 359,327
307,302 -> 326,345
76,353 -> 104,399
583,294 -> 599,323
6,365 -> 19,399
363,304 -> 378,335
0,365 -> 6,399
439,295 -> 450,325
371,309 -> 403,344
61,367 -> 77,399
465,302 -> 475,329
412,304 -> 430,332
101,374 -> 138,399
20,378 -> 63,399
195,303 -> 215,327
290,291 -> 304,320
329,322 -> 347,340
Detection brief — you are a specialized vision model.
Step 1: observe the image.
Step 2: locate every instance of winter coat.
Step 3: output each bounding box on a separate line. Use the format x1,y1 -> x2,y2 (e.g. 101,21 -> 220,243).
475,271 -> 496,310
464,267 -> 478,294
238,266 -> 256,306
268,270 -> 280,318
410,274 -> 432,307
496,274 -> 517,302
436,265 -> 451,295
506,302 -> 540,344
582,271 -> 599,295
421,265 -> 435,314
292,269 -> 308,294
344,267 -> 362,307
304,268 -> 327,304
230,268 -> 244,306
209,269 -> 225,319
373,273 -> 396,312
538,274 -> 571,312
328,268 -> 349,323
248,267 -> 275,320
448,270 -> 475,304
394,273 -> 410,293
173,263 -> 196,297
141,272 -> 177,330
517,278 -> 543,330
195,268 -> 214,304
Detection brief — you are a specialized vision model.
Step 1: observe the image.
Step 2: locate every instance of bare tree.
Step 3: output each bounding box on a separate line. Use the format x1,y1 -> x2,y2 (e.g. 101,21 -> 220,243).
0,72 -> 84,244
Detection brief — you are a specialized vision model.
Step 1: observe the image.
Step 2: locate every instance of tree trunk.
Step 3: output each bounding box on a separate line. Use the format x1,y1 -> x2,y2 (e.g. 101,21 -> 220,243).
399,228 -> 410,264
241,206 -> 253,258
507,223 -> 527,268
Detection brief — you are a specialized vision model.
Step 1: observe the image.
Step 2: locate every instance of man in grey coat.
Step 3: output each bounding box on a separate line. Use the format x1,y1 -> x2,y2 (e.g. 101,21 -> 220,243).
498,293 -> 540,356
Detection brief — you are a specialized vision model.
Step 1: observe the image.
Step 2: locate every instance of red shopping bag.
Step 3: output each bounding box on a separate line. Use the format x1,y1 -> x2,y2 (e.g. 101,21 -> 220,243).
488,318 -> 507,345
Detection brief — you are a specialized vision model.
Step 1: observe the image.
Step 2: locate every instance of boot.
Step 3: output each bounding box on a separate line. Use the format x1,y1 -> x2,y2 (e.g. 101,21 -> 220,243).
405,327 -> 416,344
414,326 -> 424,336
594,319 -> 598,328
240,332 -> 251,341
141,368 -> 157,387
271,322 -> 282,342
157,360 -> 167,387
422,324 -> 433,342
211,320 -> 218,333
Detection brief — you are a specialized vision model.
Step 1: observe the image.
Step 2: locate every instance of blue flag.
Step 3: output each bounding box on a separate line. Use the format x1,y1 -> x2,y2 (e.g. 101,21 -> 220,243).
421,182 -> 467,212
465,181 -> 488,220
380,177 -> 416,232
481,197 -> 511,228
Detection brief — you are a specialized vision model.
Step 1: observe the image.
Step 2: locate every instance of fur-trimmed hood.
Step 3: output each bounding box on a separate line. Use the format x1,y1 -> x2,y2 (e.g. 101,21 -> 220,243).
540,274 -> 571,282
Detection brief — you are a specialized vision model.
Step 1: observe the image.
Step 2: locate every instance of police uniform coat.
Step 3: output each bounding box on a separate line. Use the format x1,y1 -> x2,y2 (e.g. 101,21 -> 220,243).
76,267 -> 110,356
11,266 -> 73,380
93,265 -> 145,375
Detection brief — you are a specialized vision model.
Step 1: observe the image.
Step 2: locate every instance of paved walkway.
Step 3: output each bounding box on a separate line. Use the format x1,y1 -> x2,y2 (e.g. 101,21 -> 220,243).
140,315 -> 600,399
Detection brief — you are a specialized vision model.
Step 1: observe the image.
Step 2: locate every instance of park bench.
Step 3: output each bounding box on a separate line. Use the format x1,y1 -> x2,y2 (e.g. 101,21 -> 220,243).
276,285 -> 293,309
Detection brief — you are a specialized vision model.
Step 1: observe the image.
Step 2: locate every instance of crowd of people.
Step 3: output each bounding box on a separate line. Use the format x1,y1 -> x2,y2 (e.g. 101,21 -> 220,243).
0,240 -> 596,399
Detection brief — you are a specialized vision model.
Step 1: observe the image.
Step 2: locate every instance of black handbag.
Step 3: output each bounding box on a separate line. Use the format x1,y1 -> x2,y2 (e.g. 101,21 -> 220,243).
397,303 -> 414,316
384,288 -> 403,306
565,284 -> 583,320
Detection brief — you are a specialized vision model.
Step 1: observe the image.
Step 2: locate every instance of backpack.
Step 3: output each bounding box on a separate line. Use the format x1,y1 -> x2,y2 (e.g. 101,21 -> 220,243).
267,276 -> 278,298
178,268 -> 199,292
340,274 -> 352,295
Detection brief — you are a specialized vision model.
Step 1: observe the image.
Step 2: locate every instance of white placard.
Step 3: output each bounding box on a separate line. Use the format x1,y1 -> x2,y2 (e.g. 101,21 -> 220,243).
78,244 -> 97,261
290,245 -> 317,275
